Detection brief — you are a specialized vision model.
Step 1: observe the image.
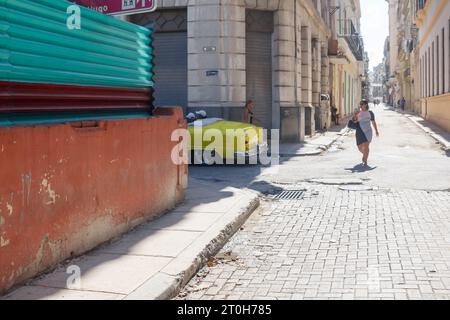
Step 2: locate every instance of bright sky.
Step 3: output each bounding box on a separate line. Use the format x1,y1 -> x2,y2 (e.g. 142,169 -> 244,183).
360,0 -> 389,70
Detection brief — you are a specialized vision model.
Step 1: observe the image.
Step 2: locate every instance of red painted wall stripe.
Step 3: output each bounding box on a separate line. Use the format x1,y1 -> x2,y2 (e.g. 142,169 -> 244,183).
0,82 -> 154,113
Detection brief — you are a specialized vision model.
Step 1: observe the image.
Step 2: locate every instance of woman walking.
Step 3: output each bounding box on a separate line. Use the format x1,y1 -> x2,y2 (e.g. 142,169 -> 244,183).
348,100 -> 380,166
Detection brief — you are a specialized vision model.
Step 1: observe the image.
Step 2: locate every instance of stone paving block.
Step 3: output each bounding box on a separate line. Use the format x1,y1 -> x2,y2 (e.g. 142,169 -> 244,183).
179,180 -> 450,300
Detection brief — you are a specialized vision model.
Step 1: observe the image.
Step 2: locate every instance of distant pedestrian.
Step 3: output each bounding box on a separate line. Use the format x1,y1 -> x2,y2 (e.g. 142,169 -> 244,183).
347,100 -> 380,166
400,97 -> 406,111
243,100 -> 255,124
331,105 -> 339,125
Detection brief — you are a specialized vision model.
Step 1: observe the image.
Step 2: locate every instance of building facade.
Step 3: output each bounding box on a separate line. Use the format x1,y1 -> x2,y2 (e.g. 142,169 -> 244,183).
386,0 -> 449,132
383,36 -> 392,104
362,51 -> 371,100
371,62 -> 386,99
394,0 -> 418,112
416,0 -> 450,131
328,0 -> 365,121
129,0 -> 364,142
386,0 -> 400,108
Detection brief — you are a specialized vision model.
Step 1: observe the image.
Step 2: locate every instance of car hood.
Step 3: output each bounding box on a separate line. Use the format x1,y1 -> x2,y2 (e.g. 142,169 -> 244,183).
188,118 -> 259,130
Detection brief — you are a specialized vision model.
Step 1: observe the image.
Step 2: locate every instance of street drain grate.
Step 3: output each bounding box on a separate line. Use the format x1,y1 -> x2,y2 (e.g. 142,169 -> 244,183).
272,190 -> 305,201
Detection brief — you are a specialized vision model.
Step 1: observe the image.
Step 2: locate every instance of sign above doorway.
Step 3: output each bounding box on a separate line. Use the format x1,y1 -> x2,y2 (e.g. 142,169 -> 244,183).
206,70 -> 219,77
69,0 -> 157,16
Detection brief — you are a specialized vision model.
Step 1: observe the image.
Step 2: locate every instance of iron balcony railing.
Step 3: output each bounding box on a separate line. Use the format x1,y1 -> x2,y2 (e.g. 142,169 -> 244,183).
416,0 -> 427,12
337,19 -> 364,61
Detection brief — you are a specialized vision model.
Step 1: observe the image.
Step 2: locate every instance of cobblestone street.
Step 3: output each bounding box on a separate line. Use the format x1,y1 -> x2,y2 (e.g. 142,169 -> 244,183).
178,186 -> 450,300
178,106 -> 450,300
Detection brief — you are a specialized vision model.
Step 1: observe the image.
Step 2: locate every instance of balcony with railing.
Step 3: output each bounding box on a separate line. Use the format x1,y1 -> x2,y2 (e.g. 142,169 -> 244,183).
337,19 -> 364,61
415,0 -> 429,26
416,0 -> 427,12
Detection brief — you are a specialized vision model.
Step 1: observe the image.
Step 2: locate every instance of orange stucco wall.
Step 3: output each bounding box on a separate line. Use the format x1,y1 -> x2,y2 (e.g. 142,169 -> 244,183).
0,107 -> 188,293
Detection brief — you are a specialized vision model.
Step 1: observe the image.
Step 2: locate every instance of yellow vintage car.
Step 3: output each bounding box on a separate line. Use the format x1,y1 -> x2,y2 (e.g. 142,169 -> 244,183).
187,117 -> 268,164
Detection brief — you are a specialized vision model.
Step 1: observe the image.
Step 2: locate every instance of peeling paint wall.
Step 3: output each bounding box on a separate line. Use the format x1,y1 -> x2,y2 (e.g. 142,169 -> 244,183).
0,107 -> 188,293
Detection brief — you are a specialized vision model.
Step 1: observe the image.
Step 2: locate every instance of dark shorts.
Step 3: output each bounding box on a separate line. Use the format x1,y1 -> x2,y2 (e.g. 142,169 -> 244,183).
356,127 -> 369,146
348,120 -> 369,146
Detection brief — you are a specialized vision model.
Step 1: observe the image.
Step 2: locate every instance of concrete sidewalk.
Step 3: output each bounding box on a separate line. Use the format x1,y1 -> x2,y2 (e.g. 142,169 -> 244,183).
2,177 -> 259,300
388,106 -> 450,151
405,115 -> 450,152
279,125 -> 350,157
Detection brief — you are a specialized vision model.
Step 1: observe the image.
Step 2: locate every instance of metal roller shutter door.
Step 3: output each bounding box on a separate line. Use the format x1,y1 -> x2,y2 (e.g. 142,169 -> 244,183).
152,32 -> 188,111
246,31 -> 273,129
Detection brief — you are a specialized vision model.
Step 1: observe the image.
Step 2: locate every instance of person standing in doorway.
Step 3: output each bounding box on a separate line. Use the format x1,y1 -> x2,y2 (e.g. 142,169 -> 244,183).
243,100 -> 255,124
348,100 -> 380,166
331,105 -> 339,125
400,97 -> 406,111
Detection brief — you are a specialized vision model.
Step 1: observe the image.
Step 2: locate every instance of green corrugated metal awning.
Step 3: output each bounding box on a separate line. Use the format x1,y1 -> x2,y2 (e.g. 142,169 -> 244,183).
0,0 -> 154,88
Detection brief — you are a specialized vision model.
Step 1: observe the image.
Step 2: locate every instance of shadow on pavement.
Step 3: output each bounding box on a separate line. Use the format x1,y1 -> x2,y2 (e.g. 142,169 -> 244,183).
345,164 -> 378,173
3,163 -> 281,300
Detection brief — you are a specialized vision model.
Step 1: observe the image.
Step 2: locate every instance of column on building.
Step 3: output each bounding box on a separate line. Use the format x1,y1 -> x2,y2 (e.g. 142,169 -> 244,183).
295,0 -> 304,141
187,0 -> 246,120
411,45 -> 421,114
446,20 -> 450,94
320,42 -> 330,129
273,0 -> 304,142
301,24 -> 314,136
311,36 -> 321,132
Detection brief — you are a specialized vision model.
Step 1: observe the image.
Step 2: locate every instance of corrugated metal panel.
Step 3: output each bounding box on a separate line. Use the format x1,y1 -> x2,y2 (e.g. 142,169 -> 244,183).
152,32 -> 187,111
246,31 -> 273,129
0,110 -> 151,127
0,81 -> 153,112
0,0 -> 153,88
